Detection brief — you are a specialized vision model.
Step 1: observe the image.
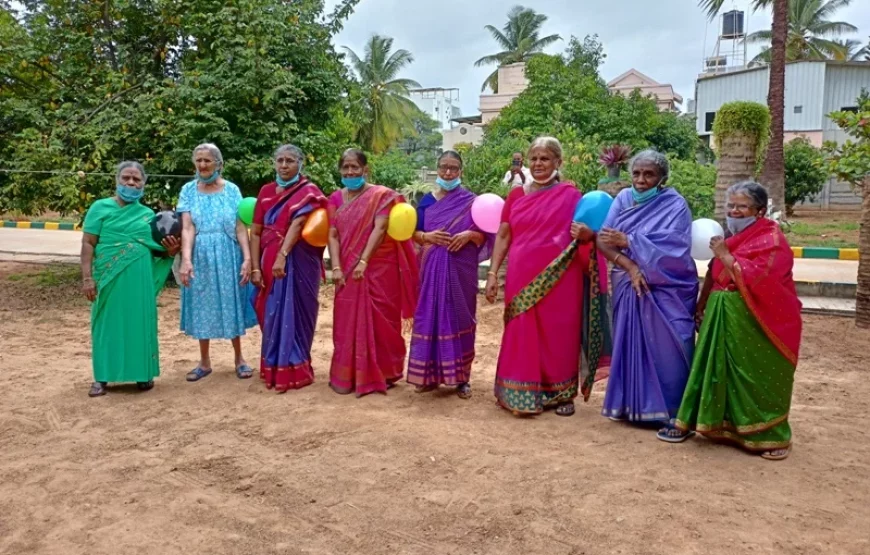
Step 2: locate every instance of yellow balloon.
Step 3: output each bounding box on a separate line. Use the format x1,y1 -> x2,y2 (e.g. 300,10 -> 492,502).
387,202 -> 417,242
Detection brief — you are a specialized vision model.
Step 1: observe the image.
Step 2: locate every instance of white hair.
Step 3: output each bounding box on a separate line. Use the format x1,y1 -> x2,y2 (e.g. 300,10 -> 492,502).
629,149 -> 670,183
192,143 -> 224,169
116,161 -> 147,184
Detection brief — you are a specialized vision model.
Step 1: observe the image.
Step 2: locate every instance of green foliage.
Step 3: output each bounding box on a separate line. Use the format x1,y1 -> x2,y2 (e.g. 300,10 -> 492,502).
343,34 -> 421,154
0,0 -> 356,215
668,157 -> 717,219
564,34 -> 606,78
399,181 -> 434,207
712,101 -> 771,166
784,137 -> 828,212
395,108 -> 442,169
369,150 -> 418,190
825,91 -> 870,189
474,5 -> 561,93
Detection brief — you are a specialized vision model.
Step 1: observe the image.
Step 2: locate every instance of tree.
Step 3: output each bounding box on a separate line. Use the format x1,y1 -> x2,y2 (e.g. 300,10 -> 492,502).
826,92 -> 870,328
395,108 -> 442,169
0,0 -> 358,214
699,0 -> 787,224
474,5 -> 561,93
565,34 -> 606,79
746,0 -> 858,64
343,34 -> 421,154
784,137 -> 828,215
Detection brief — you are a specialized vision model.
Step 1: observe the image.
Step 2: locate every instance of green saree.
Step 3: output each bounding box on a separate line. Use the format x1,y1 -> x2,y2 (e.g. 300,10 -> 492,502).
84,198 -> 173,384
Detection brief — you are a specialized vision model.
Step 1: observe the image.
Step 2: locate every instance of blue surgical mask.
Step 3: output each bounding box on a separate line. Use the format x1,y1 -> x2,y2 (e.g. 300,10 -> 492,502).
276,169 -> 301,189
196,170 -> 221,184
436,177 -> 461,191
342,176 -> 365,190
116,184 -> 144,203
726,215 -> 758,235
631,179 -> 665,204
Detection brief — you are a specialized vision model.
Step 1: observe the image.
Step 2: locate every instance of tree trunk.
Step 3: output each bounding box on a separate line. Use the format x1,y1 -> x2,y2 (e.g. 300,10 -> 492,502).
856,177 -> 870,329
759,0 -> 788,223
715,133 -> 758,224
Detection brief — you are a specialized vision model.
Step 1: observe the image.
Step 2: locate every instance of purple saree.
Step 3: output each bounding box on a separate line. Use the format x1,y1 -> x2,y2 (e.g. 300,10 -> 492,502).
407,188 -> 494,387
600,187 -> 698,422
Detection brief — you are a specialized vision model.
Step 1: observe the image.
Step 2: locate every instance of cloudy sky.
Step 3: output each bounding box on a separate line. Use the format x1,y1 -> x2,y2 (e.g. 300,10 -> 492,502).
324,0 -> 870,116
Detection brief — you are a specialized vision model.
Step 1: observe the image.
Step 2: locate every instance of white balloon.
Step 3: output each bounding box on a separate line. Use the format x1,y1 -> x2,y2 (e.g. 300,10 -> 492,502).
691,218 -> 725,260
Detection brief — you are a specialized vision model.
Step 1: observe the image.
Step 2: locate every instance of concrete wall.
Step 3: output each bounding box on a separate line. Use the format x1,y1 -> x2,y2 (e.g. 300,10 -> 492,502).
479,63 -> 528,123
441,124 -> 483,150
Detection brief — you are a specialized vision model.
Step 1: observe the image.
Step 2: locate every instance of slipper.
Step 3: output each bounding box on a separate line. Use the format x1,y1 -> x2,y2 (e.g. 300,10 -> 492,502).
656,425 -> 695,444
760,447 -> 791,461
88,382 -> 107,397
456,383 -> 471,400
235,364 -> 253,379
555,402 -> 575,417
137,380 -> 155,391
186,367 -> 212,382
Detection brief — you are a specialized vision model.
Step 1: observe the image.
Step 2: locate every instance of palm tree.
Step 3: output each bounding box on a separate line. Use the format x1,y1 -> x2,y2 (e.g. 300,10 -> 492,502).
343,35 -> 421,154
700,0 -> 788,223
474,5 -> 561,93
838,37 -> 870,61
745,0 -> 857,64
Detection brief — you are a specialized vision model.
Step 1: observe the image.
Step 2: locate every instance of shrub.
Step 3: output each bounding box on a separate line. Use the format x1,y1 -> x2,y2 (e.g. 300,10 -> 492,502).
784,138 -> 828,214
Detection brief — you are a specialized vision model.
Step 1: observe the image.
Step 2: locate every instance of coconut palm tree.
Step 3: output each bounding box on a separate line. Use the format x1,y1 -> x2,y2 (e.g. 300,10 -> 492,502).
745,0 -> 857,64
836,37 -> 870,61
343,34 -> 422,154
474,5 -> 561,93
700,0 -> 788,223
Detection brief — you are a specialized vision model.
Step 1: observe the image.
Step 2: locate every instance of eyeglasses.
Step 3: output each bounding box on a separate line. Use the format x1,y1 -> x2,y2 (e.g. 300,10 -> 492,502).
438,165 -> 461,173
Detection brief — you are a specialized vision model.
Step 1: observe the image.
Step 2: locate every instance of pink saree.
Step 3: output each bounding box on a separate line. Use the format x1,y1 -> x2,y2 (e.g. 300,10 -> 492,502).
495,182 -> 608,414
328,185 -> 419,396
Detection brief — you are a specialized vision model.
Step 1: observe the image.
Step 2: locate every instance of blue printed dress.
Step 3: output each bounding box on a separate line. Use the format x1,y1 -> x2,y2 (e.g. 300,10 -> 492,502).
177,180 -> 257,339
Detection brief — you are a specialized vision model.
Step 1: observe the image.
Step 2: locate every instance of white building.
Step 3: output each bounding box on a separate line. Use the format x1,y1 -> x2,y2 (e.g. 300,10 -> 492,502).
408,88 -> 462,131
694,60 -> 870,210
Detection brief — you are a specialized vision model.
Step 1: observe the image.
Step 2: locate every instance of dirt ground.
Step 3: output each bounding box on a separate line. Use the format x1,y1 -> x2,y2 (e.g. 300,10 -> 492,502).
1,262 -> 869,555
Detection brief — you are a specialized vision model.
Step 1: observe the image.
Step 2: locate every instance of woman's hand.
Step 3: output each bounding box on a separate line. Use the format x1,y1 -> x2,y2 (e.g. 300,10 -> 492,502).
710,236 -> 729,260
599,228 -> 628,249
179,259 -> 194,287
82,277 -> 97,302
447,230 -> 473,252
332,268 -> 346,288
694,299 -> 708,330
161,236 -> 181,257
272,253 -> 286,280
251,269 -> 263,289
239,258 -> 251,286
427,230 -> 451,247
485,273 -> 499,304
570,222 -> 594,244
629,267 -> 649,297
352,261 -> 367,281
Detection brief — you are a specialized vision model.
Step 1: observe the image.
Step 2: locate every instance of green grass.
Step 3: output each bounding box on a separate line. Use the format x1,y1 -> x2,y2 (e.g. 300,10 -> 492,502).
0,212 -> 80,223
785,221 -> 860,249
6,265 -> 81,287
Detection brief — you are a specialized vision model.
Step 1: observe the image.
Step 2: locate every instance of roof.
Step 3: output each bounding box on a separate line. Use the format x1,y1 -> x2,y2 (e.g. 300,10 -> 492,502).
698,60 -> 870,81
607,68 -> 661,88
607,68 -> 683,104
451,115 -> 482,124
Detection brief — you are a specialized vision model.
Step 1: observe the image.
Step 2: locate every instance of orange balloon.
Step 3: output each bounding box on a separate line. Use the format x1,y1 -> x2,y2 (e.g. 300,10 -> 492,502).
302,208 -> 329,247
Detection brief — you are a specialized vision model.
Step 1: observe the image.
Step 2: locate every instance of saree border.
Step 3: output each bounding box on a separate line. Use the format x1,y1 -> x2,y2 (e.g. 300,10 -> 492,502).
675,413 -> 790,436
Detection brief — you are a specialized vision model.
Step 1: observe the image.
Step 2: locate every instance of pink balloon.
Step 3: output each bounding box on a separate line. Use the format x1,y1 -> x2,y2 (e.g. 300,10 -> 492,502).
471,193 -> 505,234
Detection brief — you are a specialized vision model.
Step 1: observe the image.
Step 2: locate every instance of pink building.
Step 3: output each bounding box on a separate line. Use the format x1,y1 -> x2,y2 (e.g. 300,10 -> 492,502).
607,69 -> 683,112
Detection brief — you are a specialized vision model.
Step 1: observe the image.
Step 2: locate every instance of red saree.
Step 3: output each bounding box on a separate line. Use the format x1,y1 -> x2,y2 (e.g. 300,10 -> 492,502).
710,217 -> 802,364
328,185 -> 419,396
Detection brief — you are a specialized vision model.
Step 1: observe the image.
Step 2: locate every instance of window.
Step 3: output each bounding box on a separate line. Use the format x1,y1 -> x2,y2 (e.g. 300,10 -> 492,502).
794,105 -> 803,114
704,112 -> 716,132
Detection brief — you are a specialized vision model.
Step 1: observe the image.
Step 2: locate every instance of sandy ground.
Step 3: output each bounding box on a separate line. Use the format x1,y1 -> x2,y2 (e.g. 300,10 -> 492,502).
1,262 -> 869,555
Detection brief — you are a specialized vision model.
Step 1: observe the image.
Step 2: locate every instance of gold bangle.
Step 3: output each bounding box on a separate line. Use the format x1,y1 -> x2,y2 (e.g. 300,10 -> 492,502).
359,259 -> 368,266
487,271 -> 496,277
614,253 -> 622,265
251,269 -> 261,274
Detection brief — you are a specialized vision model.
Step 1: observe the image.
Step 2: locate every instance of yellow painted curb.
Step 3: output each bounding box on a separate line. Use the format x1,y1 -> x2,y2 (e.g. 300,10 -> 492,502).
791,246 -> 803,258
839,248 -> 859,261
15,221 -> 31,229
43,222 -> 59,230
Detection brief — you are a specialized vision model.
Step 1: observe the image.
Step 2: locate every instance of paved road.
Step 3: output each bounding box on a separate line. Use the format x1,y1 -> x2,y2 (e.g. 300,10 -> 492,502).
0,227 -> 861,284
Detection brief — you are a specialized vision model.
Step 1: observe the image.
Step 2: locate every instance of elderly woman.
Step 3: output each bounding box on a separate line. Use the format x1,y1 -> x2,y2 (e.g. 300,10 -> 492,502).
485,137 -> 608,417
408,150 -> 493,399
178,143 -> 257,381
664,182 -> 802,461
81,161 -> 180,397
327,148 -> 419,397
249,144 -> 327,392
596,150 -> 698,433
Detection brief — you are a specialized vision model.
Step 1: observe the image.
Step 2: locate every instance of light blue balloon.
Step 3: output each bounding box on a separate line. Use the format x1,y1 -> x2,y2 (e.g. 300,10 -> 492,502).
572,190 -> 614,232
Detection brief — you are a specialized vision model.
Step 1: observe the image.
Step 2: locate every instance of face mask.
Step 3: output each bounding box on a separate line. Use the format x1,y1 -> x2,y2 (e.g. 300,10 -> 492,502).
727,215 -> 758,235
116,184 -> 144,203
342,175 -> 365,190
436,177 -> 461,191
532,170 -> 559,185
631,178 -> 666,204
276,170 -> 301,189
196,169 -> 221,184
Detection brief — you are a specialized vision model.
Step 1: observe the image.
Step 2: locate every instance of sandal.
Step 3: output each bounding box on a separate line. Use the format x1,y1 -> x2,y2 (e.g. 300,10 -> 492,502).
88,382 -> 107,397
186,367 -> 212,382
415,384 -> 438,394
137,380 -> 155,391
235,364 -> 253,379
760,447 -> 791,461
656,424 -> 695,444
555,402 -> 575,417
457,383 -> 471,400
